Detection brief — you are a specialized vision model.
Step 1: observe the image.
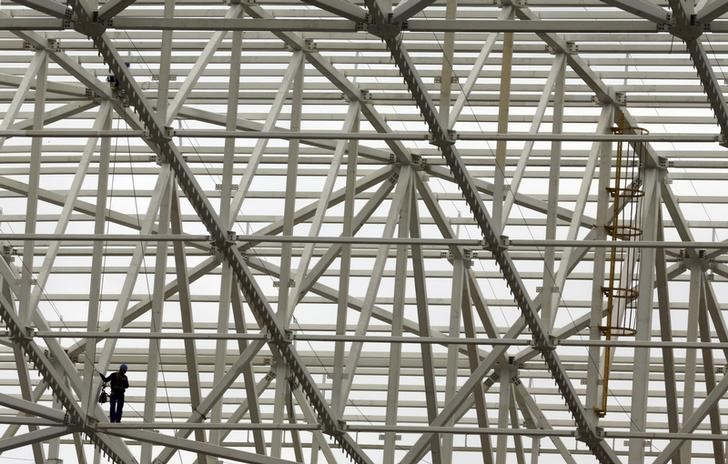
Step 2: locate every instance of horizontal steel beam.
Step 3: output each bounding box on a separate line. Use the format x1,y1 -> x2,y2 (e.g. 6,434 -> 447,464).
0,128 -> 722,142
2,234 -> 728,250
83,423 -> 728,441
27,331 -> 728,349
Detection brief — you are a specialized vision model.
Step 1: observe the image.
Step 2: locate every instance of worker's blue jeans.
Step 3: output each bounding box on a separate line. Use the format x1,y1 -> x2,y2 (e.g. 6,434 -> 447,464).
110,393 -> 124,423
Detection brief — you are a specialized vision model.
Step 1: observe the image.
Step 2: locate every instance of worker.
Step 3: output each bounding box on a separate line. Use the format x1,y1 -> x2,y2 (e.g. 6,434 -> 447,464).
99,364 -> 129,423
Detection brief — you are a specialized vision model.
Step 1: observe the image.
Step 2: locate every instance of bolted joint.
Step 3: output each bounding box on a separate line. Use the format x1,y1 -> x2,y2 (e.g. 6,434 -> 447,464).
428,129 -> 457,146
69,5 -> 108,37
530,334 -> 557,352
367,22 -> 405,40
411,153 -> 428,171
303,38 -> 317,53
83,415 -> 99,436
669,22 -> 704,41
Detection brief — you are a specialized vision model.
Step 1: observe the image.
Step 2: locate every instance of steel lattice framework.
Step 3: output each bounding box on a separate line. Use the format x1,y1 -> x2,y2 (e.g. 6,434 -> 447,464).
2,0 -> 728,463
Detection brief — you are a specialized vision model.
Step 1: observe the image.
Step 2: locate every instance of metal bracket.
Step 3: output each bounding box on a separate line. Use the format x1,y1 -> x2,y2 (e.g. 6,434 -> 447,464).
411,153 -> 428,171
614,91 -> 627,106
428,129 -> 457,146
497,0 -> 527,6
536,285 -> 560,293
303,38 -> 317,53
69,6 -> 108,37
273,278 -> 296,288
215,183 -> 239,191
546,41 -> 577,55
366,21 -> 404,40
434,75 -> 459,84
530,334 -> 557,352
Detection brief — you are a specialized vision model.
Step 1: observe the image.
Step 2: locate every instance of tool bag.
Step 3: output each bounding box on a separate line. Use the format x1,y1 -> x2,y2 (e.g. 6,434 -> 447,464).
98,384 -> 108,404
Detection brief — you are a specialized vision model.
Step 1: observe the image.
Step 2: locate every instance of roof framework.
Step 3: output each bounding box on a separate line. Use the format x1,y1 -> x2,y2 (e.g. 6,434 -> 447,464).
1,0 -> 728,463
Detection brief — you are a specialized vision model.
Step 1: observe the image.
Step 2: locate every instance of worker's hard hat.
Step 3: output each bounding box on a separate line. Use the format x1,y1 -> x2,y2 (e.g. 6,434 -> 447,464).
119,364 -> 128,371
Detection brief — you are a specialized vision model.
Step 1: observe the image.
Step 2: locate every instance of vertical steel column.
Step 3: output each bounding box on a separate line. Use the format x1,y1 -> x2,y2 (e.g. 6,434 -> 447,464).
338,167 -> 411,408
210,26 -> 243,458
509,389 -> 526,464
3,251 -> 44,464
496,360 -> 517,464
438,9 -> 462,458
228,53 -> 303,223
698,278 -> 725,464
409,183 -> 443,464
271,51 -> 304,459
156,0 -> 174,124
95,169 -> 173,375
681,263 -> 703,464
83,105 -> 113,412
542,53 -> 566,331
383,172 -> 412,464
492,7 -> 514,229
586,106 -> 614,420
285,101 -> 361,323
333,109 -> 359,418
627,164 -> 662,464
0,51 -> 46,151
229,283 -> 266,454
442,256 -> 464,460
438,0 -> 456,128
448,8 -> 509,127
654,209 -> 683,464
18,52 -> 47,328
26,103 -> 113,320
170,187 -> 209,464
500,53 -> 567,230
462,277 -> 494,464
141,169 -> 173,464
14,51 -> 47,464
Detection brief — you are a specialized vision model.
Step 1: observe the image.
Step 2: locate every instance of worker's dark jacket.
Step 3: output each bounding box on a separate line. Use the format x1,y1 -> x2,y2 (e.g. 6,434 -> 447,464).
101,372 -> 129,396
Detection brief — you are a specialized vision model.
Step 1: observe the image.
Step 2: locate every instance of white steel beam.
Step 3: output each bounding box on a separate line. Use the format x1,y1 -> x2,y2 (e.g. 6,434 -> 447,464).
598,0 -> 669,23
271,49 -> 303,458
652,369 -> 728,464
0,427 -> 73,453
697,279 -> 725,464
448,8 -> 509,128
696,0 -> 728,22
300,0 -> 367,21
408,185 -> 444,464
585,105 -> 614,421
164,4 -> 244,124
493,6 -> 514,230
332,105 -> 359,419
108,428 -> 298,464
284,102 -> 359,319
140,169 -> 173,464
10,0 -> 68,18
97,0 -> 137,20
627,164 -> 661,464
338,167 -> 411,408
541,52 -> 565,332
391,0 -> 436,22
227,52 -> 305,224
363,3 -> 620,462
382,170 -> 412,464
654,211 -> 683,464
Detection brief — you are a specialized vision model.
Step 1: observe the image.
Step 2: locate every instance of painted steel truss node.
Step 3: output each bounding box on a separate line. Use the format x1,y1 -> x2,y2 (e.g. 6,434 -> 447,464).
1,0 -> 728,463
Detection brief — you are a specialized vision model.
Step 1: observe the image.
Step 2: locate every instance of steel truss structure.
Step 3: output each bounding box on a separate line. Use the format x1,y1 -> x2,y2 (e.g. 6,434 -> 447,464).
3,0 -> 728,463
